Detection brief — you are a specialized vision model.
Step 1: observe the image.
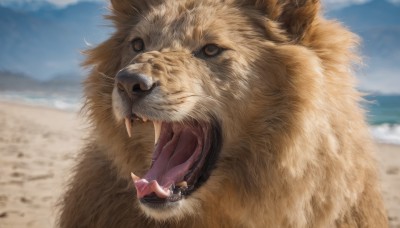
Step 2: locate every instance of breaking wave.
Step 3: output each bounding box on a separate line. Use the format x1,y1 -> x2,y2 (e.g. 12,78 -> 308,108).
370,124 -> 400,145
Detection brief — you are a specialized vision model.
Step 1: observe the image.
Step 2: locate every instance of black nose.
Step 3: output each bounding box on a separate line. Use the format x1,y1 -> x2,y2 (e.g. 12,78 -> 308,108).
115,69 -> 155,98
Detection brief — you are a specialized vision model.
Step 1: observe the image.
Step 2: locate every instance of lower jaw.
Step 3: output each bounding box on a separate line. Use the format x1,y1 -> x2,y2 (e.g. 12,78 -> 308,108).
137,118 -> 223,214
140,197 -> 180,210
138,197 -> 192,221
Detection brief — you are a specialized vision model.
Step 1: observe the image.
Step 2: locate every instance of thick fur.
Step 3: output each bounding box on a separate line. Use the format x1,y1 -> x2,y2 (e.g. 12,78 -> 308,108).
58,0 -> 388,227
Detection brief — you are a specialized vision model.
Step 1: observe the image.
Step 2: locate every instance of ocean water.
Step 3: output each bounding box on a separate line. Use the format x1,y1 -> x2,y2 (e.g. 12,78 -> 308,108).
365,95 -> 400,145
1,91 -> 399,145
0,91 -> 81,111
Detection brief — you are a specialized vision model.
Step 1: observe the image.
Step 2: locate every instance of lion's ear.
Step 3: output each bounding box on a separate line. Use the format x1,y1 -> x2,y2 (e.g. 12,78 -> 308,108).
110,0 -> 135,15
245,0 -> 321,42
279,0 -> 320,41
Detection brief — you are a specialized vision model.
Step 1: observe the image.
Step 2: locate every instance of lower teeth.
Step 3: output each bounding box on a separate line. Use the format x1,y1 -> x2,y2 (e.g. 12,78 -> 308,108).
176,181 -> 188,188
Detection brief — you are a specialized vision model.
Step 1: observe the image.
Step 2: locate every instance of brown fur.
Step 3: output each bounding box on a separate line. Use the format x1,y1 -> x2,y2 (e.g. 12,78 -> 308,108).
58,0 -> 388,227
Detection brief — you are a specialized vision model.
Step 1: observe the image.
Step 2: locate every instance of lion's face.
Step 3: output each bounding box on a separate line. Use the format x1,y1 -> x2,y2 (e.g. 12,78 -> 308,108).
85,0 -> 323,221
108,0 -> 278,219
112,1 -> 270,124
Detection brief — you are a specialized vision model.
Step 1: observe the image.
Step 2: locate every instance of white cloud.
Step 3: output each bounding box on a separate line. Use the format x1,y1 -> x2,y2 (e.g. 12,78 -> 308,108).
47,0 -> 78,7
0,0 -> 104,7
47,0 -> 104,7
1,0 -> 395,9
322,0 -> 371,10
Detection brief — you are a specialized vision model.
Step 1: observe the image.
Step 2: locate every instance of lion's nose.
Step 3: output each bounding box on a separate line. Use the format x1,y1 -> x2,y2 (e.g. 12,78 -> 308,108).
115,69 -> 155,98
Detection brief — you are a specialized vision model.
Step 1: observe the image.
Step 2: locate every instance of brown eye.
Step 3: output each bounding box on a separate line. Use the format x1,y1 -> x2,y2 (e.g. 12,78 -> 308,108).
131,38 -> 144,52
202,44 -> 222,57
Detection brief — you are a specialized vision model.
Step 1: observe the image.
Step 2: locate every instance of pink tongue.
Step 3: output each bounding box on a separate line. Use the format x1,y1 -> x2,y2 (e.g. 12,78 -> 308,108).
133,124 -> 203,199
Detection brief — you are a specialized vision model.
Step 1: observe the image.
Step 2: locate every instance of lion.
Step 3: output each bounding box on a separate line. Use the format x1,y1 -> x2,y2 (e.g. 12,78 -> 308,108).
58,0 -> 388,227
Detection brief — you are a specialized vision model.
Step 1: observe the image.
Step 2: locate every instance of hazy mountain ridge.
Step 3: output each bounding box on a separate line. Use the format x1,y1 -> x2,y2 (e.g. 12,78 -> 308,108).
327,0 -> 400,65
327,0 -> 400,28
0,70 -> 82,94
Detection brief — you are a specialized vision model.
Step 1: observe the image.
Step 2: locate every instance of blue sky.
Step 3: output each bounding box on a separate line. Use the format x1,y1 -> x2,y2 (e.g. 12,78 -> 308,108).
0,0 -> 398,93
1,0 -> 399,8
0,0 -> 102,7
324,0 -> 400,9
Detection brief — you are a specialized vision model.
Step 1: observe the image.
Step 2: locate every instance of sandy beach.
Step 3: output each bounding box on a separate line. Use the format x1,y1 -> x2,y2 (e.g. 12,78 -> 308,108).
0,101 -> 399,227
0,101 -> 86,228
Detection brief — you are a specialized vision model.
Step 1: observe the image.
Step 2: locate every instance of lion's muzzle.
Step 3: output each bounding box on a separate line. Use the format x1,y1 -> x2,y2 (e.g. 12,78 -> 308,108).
111,59 -> 223,215
115,68 -> 157,101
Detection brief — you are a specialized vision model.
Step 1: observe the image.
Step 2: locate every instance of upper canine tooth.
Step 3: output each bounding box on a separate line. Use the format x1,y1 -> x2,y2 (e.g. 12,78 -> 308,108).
124,117 -> 133,138
153,121 -> 161,144
142,117 -> 148,122
130,172 -> 140,182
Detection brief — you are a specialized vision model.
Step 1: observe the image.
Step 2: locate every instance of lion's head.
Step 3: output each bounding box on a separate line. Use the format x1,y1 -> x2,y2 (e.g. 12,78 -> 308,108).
82,0 -> 359,222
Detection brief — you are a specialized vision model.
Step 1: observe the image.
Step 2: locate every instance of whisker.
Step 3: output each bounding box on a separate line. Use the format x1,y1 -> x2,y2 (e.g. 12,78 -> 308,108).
97,71 -> 115,81
85,82 -> 115,88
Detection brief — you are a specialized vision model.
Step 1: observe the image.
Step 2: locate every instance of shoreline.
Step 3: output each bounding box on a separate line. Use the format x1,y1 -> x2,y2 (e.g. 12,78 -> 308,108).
0,101 -> 399,227
0,93 -> 82,112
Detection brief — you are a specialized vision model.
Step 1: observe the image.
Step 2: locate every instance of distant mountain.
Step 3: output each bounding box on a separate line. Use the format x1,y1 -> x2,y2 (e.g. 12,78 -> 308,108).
0,70 -> 82,94
327,0 -> 400,69
326,0 -> 400,93
0,71 -> 41,91
327,0 -> 400,28
0,1 -> 110,80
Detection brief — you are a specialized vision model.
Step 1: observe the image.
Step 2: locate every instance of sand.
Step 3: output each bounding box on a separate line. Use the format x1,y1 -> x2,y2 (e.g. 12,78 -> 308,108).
378,144 -> 400,227
0,101 -> 86,228
0,101 -> 399,227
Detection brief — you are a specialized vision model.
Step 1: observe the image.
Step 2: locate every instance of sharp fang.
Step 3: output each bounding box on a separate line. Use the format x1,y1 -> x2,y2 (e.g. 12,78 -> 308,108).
153,121 -> 161,144
142,117 -> 148,123
125,117 -> 133,138
131,172 -> 140,182
176,181 -> 188,188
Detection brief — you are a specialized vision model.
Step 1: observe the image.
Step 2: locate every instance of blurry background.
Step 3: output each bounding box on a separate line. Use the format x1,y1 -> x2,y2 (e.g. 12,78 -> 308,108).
0,0 -> 399,227
0,0 -> 399,141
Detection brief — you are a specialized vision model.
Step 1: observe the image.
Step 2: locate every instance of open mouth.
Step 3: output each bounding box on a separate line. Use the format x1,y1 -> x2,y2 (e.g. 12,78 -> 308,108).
127,114 -> 222,209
